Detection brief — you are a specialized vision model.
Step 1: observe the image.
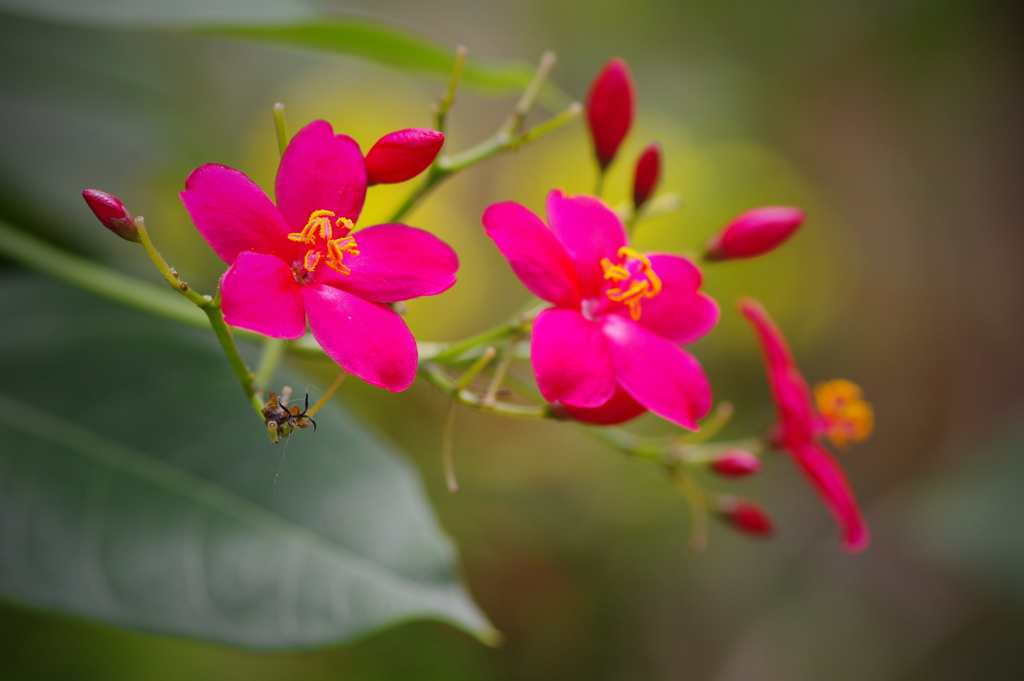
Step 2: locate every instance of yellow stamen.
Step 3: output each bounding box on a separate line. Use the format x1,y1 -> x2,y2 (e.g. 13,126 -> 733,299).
288,209 -> 336,243
303,249 -> 320,272
815,379 -> 874,449
601,247 -> 662,320
325,236 -> 360,275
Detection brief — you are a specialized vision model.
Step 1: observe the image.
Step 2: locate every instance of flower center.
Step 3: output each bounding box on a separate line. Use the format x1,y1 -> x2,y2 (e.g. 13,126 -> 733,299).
814,379 -> 873,449
288,209 -> 360,282
600,246 -> 662,321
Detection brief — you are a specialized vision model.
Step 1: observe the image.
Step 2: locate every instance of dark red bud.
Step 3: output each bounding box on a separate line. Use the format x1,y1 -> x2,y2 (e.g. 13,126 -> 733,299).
586,58 -> 635,170
704,206 -> 805,261
710,449 -> 762,478
718,497 -> 774,537
632,141 -> 661,209
365,128 -> 444,184
82,189 -> 139,242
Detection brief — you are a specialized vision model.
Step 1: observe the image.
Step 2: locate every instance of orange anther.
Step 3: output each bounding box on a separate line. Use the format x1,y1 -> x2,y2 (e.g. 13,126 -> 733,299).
815,379 -> 874,449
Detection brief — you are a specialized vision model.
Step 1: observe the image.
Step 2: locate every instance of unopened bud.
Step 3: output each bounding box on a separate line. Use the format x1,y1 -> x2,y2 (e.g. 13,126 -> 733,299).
632,142 -> 661,210
585,58 -> 635,170
364,128 -> 444,184
82,189 -> 139,242
704,206 -> 805,261
717,496 -> 774,537
710,449 -> 762,478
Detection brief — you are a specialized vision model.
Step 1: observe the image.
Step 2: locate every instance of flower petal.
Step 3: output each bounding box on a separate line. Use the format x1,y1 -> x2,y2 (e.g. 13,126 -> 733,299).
221,251 -> 306,339
531,308 -> 616,408
545,190 -> 627,299
636,254 -> 719,344
276,120 -> 367,230
601,314 -> 712,429
790,442 -> 871,553
482,202 -> 581,308
562,383 -> 647,425
314,224 -> 458,302
180,164 -> 294,264
301,284 -> 417,392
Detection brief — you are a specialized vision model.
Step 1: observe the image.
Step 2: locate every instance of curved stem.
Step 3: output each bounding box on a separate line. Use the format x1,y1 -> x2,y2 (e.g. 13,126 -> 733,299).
305,369 -> 347,419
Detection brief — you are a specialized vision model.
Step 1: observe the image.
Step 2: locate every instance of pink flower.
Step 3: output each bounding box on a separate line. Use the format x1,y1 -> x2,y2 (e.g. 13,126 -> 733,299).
364,128 -> 444,185
740,298 -> 872,552
704,207 -> 805,261
483,190 -> 719,429
180,120 -> 458,392
586,58 -> 635,170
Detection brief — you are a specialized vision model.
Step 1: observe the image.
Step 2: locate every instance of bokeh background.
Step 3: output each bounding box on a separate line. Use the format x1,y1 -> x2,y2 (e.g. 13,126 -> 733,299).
2,0 -> 1024,678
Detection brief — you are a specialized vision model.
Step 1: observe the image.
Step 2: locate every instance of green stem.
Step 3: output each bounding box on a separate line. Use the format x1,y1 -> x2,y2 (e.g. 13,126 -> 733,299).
134,217 -> 208,307
501,51 -> 556,135
422,363 -> 551,419
255,337 -> 288,392
435,45 -> 467,135
594,169 -> 606,198
272,102 -> 288,157
305,369 -> 347,418
202,302 -> 261,415
482,333 -> 522,407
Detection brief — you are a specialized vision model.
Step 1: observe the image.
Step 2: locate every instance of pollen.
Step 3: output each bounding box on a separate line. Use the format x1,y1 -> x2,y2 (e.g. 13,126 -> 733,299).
815,379 -> 874,449
600,246 -> 662,320
290,210 -> 360,280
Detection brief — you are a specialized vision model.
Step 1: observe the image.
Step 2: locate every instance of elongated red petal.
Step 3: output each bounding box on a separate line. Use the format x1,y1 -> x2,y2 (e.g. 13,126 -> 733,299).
180,164 -> 295,264
586,58 -> 635,169
532,308 -> 616,408
601,314 -> 712,430
482,201 -> 582,308
276,120 -> 367,230
365,128 -> 444,184
314,223 -> 458,303
705,206 -> 805,261
791,443 -> 871,553
301,284 -> 418,392
221,251 -> 306,339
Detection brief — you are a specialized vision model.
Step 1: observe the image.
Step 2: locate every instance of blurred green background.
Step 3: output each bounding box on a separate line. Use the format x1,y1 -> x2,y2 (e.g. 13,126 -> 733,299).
2,0 -> 1024,678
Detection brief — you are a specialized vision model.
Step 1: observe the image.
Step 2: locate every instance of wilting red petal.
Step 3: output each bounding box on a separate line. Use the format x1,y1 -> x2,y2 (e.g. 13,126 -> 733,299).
365,128 -> 444,184
585,58 -> 635,169
636,254 -> 719,345
705,206 -> 805,261
276,120 -> 367,230
545,190 -> 627,300
301,284 -> 418,392
561,383 -> 647,425
632,142 -> 661,209
710,449 -> 762,478
82,189 -> 138,241
791,442 -> 870,553
180,164 -> 296,264
719,497 -> 774,537
601,314 -> 712,430
314,223 -> 458,303
482,201 -> 582,308
532,308 -> 616,408
221,251 -> 306,339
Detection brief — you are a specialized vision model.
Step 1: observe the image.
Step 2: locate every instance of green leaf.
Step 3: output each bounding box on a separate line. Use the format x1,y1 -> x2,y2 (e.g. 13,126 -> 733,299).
0,274 -> 492,649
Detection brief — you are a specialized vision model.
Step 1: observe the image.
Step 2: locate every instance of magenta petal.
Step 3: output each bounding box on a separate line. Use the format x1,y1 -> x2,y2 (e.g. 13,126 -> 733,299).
482,202 -> 581,308
531,308 -> 616,408
180,164 -> 295,264
791,443 -> 871,553
276,120 -> 367,230
545,190 -> 627,299
638,254 -> 719,344
315,223 -> 458,302
221,251 -> 306,339
601,314 -> 712,429
562,383 -> 647,425
301,284 -> 417,392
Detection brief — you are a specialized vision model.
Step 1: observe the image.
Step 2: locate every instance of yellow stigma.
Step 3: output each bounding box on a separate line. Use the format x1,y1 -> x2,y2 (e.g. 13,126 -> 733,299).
600,246 -> 662,320
815,379 -> 873,449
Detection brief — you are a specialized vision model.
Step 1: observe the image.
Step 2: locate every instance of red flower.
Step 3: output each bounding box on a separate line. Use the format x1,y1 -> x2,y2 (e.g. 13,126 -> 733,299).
82,189 -> 138,242
483,190 -> 718,428
740,298 -> 873,552
364,128 -> 444,185
704,207 -> 805,261
586,58 -> 635,170
180,120 -> 458,392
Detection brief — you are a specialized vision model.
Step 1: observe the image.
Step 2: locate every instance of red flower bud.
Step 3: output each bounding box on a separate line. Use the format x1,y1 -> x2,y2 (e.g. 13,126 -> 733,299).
364,128 -> 444,184
710,449 -> 762,478
82,189 -> 138,242
704,206 -> 805,261
718,497 -> 774,537
586,58 -> 635,170
632,142 -> 661,210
